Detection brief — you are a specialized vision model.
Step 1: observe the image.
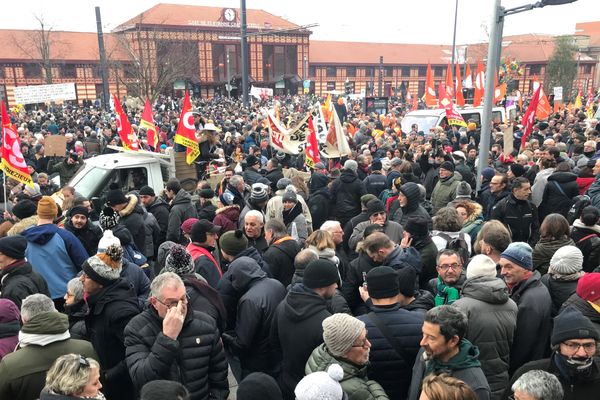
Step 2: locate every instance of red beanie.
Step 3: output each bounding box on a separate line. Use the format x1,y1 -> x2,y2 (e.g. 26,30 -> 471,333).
577,273 -> 600,302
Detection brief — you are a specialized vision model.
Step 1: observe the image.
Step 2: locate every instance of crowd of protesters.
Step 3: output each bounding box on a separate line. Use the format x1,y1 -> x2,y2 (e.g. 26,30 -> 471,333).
0,91 -> 600,400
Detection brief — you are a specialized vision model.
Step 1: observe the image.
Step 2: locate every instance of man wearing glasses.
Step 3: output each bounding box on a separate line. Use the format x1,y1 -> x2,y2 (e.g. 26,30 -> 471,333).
428,249 -> 466,306
125,272 -> 229,400
504,307 -> 600,400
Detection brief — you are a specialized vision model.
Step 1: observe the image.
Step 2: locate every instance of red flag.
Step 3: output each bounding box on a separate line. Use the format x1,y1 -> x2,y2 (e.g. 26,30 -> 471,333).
174,91 -> 199,164
113,95 -> 139,151
425,63 -> 437,107
586,86 -> 594,109
1,101 -> 34,187
532,79 -> 551,120
521,84 -> 542,148
412,93 -> 418,111
445,63 -> 454,99
474,60 -> 485,107
455,63 -> 465,106
140,98 -> 159,151
305,115 -> 321,169
438,84 -> 467,128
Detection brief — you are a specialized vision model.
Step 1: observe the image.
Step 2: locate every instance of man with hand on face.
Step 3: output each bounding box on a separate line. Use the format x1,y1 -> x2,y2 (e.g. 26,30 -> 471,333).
64,206 -> 103,256
125,272 -> 229,400
408,306 -> 490,400
348,199 -> 404,252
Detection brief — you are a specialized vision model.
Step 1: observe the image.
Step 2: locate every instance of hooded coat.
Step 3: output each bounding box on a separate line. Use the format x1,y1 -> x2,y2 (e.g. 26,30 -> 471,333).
431,175 -> 459,215
0,260 -> 49,309
147,196 -> 170,243
166,189 -> 198,245
570,221 -> 600,272
408,340 -> 491,400
221,256 -> 286,377
539,171 -> 579,221
0,299 -> 20,361
330,169 -> 367,224
532,236 -> 576,275
306,344 -> 390,400
560,293 -> 600,335
307,173 -> 331,231
213,205 -> 241,235
263,237 -> 300,287
0,312 -> 97,400
390,182 -> 432,229
453,277 -> 518,399
271,283 -> 332,400
118,194 -> 147,252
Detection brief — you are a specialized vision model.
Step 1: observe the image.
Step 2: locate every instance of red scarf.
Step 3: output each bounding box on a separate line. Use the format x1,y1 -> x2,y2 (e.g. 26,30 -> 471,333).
186,243 -> 222,277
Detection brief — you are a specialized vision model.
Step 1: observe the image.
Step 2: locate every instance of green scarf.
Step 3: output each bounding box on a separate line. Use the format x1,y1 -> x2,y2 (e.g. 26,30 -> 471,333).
434,276 -> 461,306
425,339 -> 482,375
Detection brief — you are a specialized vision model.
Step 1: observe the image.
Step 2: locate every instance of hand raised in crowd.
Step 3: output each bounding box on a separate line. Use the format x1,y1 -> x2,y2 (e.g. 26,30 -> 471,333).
163,300 -> 185,340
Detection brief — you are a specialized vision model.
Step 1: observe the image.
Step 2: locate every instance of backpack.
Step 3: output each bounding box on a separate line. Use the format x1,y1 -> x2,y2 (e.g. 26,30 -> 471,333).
437,232 -> 470,264
567,195 -> 591,224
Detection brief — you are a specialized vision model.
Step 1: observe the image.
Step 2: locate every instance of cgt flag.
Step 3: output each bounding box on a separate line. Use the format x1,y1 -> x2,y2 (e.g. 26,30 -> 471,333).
455,63 -> 465,106
425,63 -> 437,107
140,98 -> 159,151
521,84 -> 542,148
305,115 -> 321,169
174,91 -> 200,164
438,83 -> 467,128
113,94 -> 139,151
1,101 -> 34,188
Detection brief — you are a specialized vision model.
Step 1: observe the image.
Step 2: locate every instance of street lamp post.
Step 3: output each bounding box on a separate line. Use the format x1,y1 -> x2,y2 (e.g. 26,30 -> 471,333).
476,0 -> 578,192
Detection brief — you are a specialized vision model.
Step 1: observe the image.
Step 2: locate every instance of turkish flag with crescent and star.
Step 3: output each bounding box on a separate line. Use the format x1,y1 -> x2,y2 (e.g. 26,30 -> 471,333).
174,91 -> 200,164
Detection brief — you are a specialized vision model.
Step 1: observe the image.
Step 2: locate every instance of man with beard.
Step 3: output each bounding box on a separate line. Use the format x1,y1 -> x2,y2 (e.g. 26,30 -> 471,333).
504,307 -> 600,400
64,206 -> 102,256
270,259 -> 339,400
408,306 -> 490,400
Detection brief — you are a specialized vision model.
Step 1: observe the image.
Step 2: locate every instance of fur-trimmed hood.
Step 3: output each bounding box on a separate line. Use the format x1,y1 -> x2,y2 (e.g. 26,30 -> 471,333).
7,215 -> 38,236
464,202 -> 483,224
119,194 -> 140,218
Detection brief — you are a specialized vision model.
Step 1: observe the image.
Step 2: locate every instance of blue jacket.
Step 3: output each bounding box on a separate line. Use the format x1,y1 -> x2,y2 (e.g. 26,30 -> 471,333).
22,224 -> 88,299
358,304 -> 424,400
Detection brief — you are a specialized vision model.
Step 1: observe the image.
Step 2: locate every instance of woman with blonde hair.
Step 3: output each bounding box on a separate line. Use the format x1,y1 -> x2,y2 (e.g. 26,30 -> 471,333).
41,354 -> 104,399
418,373 -> 477,400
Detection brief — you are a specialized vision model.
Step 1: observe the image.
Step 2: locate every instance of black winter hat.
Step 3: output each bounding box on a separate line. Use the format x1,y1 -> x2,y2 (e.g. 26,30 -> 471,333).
0,236 -> 27,259
404,215 -> 429,238
509,163 -> 525,178
439,161 -> 455,172
246,154 -> 260,167
12,199 -> 37,220
139,185 -> 155,196
106,189 -> 128,206
397,266 -> 417,297
367,266 -> 399,299
371,159 -> 383,171
199,188 -> 215,199
69,205 -> 89,218
366,199 -> 386,217
551,306 -> 600,346
399,182 -> 420,205
303,259 -> 339,289
237,372 -> 282,400
191,219 -> 221,243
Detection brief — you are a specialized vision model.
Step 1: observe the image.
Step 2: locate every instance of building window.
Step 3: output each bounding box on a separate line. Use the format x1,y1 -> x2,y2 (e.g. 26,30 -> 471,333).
384,66 -> 394,77
308,66 -> 316,77
0,66 -> 5,79
417,81 -> 426,97
434,67 -> 444,77
262,45 -> 297,80
327,82 -> 336,91
583,64 -> 593,74
346,66 -> 356,77
326,66 -> 337,78
529,65 -> 541,75
365,67 -> 375,77
23,64 -> 42,79
418,67 -> 427,77
61,64 -> 77,79
401,66 -> 411,77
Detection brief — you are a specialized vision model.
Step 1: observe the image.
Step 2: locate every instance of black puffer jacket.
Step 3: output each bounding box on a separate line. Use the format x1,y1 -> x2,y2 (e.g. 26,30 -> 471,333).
539,171 -> 579,222
571,223 -> 600,272
221,256 -> 286,377
330,169 -> 367,223
508,271 -> 552,374
453,277 -> 518,399
307,173 -> 331,231
389,182 -> 432,229
540,274 -> 580,316
342,251 -> 381,315
490,194 -> 540,246
561,293 -> 600,335
404,290 -> 434,313
167,189 -> 198,244
266,168 -> 285,192
263,238 -> 300,287
118,194 -> 147,253
124,305 -> 229,400
271,283 -> 332,400
64,219 -> 103,256
147,196 -> 170,243
0,260 -> 49,308
357,305 -> 424,400
84,278 -> 140,400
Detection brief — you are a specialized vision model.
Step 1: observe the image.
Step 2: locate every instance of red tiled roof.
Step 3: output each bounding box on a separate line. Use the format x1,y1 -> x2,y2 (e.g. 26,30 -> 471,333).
0,29 -> 129,62
115,3 -> 300,32
575,22 -> 600,47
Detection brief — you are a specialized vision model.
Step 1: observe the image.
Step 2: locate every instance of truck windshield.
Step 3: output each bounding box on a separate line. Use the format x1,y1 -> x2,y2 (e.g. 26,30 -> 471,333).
400,115 -> 440,134
74,167 -> 112,199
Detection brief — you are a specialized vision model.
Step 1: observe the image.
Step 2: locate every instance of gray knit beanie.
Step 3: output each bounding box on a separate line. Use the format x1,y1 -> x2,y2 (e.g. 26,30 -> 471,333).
549,245 -> 584,276
322,313 -> 365,357
164,244 -> 195,276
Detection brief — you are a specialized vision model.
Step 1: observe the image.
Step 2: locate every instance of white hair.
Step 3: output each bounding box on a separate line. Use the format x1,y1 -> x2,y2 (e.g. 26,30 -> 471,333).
246,210 -> 264,224
21,294 -> 55,322
511,370 -> 563,400
151,272 -> 184,300
320,220 -> 342,232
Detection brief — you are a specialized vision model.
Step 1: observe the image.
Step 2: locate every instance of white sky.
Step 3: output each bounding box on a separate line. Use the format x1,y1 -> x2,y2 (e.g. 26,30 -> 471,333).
0,0 -> 598,45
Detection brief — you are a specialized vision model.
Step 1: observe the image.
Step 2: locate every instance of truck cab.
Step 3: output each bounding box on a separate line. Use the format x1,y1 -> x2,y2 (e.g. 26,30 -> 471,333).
400,106 -> 507,134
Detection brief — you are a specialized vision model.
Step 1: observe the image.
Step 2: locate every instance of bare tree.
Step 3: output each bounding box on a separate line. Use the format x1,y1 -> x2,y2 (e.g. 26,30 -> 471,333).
11,14 -> 66,84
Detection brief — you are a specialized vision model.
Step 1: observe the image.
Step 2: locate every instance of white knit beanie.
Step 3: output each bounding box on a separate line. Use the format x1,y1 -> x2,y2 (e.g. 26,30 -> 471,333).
466,255 -> 498,279
549,245 -> 584,276
322,314 -> 365,357
295,364 -> 344,400
97,230 -> 121,253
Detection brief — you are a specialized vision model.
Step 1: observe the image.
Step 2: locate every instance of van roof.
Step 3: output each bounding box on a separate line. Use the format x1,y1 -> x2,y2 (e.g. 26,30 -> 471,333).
83,152 -> 162,169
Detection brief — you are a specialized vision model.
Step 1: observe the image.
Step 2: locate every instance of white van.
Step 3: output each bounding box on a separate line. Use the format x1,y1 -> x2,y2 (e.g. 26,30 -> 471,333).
400,106 -> 507,134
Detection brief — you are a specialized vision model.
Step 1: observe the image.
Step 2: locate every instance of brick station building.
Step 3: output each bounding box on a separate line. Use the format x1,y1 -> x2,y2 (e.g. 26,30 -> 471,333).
0,3 -> 597,106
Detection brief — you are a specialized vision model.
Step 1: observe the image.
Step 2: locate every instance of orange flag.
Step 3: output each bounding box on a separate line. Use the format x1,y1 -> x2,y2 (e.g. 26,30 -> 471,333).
455,63 -> 465,106
445,63 -> 454,98
140,98 -> 159,151
412,93 -> 418,111
494,83 -> 507,103
425,63 -> 437,107
113,94 -> 139,151
533,80 -> 551,120
174,91 -> 200,164
1,101 -> 34,187
474,60 -> 485,107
